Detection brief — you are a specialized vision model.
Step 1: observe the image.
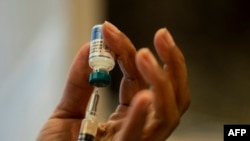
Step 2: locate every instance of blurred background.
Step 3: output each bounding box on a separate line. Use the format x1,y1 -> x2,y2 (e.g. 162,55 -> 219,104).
0,0 -> 249,140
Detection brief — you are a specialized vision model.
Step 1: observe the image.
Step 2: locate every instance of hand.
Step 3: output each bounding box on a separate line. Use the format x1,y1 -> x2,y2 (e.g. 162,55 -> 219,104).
37,21 -> 190,141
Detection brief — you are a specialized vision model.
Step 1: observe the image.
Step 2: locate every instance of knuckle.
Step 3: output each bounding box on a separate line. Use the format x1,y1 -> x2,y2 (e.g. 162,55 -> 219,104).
180,91 -> 191,115
157,111 -> 181,130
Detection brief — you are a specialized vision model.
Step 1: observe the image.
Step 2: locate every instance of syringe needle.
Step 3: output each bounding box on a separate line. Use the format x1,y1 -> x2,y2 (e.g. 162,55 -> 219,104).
78,88 -> 99,141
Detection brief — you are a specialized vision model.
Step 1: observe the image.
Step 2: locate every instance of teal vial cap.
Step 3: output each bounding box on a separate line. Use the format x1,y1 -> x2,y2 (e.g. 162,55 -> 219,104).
89,71 -> 111,87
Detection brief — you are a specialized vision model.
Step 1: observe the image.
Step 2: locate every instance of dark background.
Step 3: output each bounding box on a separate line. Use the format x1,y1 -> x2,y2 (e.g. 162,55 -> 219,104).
107,0 -> 250,124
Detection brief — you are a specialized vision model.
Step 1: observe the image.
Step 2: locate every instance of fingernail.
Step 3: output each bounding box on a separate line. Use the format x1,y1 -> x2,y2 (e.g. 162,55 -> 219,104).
161,28 -> 176,47
104,21 -> 120,34
139,48 -> 158,68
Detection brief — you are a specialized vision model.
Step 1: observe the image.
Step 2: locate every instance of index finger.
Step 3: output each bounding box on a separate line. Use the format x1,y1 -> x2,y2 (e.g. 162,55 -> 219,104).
102,22 -> 146,105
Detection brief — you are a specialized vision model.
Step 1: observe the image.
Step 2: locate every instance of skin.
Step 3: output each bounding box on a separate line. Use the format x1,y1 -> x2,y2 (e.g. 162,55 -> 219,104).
37,21 -> 190,141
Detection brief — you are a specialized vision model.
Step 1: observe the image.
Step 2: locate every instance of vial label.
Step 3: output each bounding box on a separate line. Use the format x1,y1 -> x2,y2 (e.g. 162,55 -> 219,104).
89,25 -> 115,71
89,39 -> 114,60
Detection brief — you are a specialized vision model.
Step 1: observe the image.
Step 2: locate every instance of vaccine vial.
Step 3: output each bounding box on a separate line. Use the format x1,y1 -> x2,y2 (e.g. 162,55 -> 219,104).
88,24 -> 115,87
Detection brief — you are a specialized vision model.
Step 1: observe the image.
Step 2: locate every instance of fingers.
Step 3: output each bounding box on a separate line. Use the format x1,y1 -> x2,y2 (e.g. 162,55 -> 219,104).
135,48 -> 179,122
135,28 -> 190,125
52,43 -> 93,119
102,21 -> 146,105
136,47 -> 183,140
154,28 -> 190,114
118,90 -> 151,141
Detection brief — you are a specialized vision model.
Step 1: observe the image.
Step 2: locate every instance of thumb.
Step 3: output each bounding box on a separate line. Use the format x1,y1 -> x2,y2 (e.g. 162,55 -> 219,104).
118,90 -> 152,141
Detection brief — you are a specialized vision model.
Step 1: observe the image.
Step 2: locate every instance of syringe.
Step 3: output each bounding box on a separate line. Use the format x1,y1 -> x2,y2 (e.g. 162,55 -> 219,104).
78,88 -> 99,141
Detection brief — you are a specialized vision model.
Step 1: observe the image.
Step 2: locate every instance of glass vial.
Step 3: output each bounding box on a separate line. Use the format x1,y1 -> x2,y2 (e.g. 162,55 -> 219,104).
88,24 -> 115,87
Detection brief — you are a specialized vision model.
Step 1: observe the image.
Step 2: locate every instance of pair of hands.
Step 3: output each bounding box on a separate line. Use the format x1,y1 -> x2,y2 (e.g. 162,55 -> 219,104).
37,21 -> 190,141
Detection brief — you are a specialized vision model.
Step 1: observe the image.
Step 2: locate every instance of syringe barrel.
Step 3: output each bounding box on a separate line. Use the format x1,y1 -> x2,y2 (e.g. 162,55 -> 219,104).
78,115 -> 98,141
